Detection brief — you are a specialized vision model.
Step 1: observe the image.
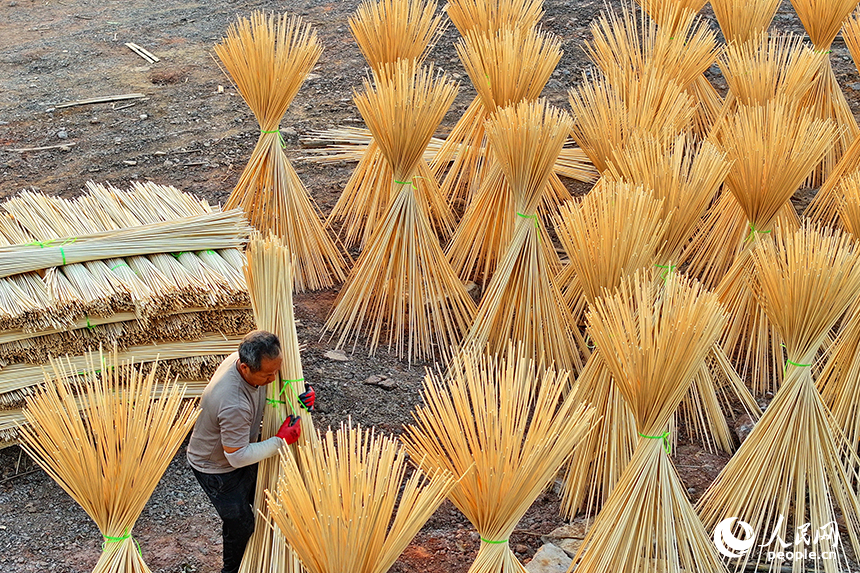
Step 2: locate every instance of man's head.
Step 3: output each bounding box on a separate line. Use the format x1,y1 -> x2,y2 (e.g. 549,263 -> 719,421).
237,330 -> 282,387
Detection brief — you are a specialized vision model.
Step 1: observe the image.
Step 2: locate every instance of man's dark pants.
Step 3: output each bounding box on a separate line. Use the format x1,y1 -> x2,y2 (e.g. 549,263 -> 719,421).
192,464 -> 258,573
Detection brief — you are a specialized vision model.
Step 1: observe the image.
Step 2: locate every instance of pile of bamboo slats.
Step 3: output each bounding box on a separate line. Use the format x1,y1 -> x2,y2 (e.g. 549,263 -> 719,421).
0,181 -> 255,444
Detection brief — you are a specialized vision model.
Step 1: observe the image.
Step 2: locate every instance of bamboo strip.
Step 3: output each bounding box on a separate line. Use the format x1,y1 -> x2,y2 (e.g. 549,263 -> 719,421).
325,61 -> 475,363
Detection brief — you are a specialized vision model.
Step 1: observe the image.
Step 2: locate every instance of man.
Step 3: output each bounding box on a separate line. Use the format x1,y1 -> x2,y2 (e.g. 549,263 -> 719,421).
187,330 -> 315,573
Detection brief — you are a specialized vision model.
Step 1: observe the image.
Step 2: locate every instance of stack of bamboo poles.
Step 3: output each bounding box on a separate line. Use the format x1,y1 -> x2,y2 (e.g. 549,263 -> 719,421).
326,0 -> 453,250
792,0 -> 860,185
325,61 -> 476,363
698,225 -> 860,572
238,235 -> 311,573
215,12 -> 349,292
571,272 -> 729,573
265,423 -> 456,573
460,100 -> 579,372
0,182 -> 255,438
699,97 -> 836,396
445,26 -> 569,284
403,348 -> 594,573
18,353 -> 199,573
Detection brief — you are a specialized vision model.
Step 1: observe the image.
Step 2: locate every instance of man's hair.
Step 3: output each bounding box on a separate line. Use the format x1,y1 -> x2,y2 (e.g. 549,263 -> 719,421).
238,330 -> 281,372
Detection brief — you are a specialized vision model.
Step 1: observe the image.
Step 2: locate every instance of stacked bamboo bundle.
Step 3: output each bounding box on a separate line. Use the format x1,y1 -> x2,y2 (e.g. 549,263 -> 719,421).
403,349 -> 594,573
238,235 -> 311,573
0,182 -> 255,433
709,0 -> 781,43
325,61 -> 475,363
18,353 -> 199,573
265,423 -> 456,573
445,27 -> 569,284
571,272 -> 729,573
698,225 -> 860,572
216,12 -> 348,292
792,0 -> 860,184
460,100 -> 578,371
326,0 -> 453,250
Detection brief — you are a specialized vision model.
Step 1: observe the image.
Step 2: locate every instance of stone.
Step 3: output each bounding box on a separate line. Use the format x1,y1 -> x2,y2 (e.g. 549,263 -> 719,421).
324,349 -> 349,362
363,374 -> 397,390
733,413 -> 754,444
849,83 -> 860,91
524,543 -> 571,573
542,519 -> 590,559
56,130 -> 68,139
555,537 -> 583,558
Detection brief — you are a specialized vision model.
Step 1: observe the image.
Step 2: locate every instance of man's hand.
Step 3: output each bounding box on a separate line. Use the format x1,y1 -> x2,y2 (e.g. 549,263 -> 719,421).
298,386 -> 315,412
276,415 -> 301,444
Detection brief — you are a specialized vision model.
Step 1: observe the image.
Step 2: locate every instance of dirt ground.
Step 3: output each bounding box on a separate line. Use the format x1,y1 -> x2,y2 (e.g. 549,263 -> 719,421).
1,0 -> 860,571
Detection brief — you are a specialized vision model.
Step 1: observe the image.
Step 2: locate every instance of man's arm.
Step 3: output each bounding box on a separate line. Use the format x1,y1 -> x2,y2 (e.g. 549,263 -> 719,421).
221,415 -> 302,468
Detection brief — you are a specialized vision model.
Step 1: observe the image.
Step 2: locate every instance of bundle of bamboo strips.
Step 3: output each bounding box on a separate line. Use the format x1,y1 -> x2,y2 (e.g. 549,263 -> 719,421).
238,234 -> 310,573
432,25 -> 564,211
445,27 -> 569,283
0,335 -> 241,407
402,348 -> 594,573
300,118 -> 598,182
568,70 -> 695,174
587,3 -> 720,134
265,423 -> 456,573
637,0 -> 708,31
215,12 -> 348,291
802,137 -> 860,228
698,225 -> 860,572
709,0 -> 781,43
554,183 -> 664,518
460,100 -> 578,372
793,0 -> 860,184
0,308 -> 253,366
18,353 -> 199,573
445,0 -> 543,34
0,210 -> 249,279
706,97 -> 836,395
327,0 -> 453,250
0,379 -> 208,448
325,61 -> 475,363
571,272 -> 729,573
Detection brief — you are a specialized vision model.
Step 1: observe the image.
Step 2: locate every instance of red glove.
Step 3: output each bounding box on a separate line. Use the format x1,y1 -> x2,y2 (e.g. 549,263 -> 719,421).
298,386 -> 315,412
277,415 -> 301,444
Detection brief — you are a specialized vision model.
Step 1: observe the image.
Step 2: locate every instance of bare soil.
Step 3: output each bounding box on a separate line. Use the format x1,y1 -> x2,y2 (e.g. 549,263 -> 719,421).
1,0 -> 860,572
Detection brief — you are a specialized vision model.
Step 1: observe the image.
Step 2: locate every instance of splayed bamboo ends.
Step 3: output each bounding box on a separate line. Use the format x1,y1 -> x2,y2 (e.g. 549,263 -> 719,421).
266,423 -> 457,573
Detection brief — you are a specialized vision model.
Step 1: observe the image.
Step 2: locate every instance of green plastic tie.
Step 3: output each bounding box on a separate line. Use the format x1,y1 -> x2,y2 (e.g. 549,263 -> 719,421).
639,430 -> 671,454
102,530 -> 142,556
261,129 -> 287,148
781,343 -> 812,371
25,237 -> 76,265
110,263 -> 130,271
280,377 -> 310,411
205,249 -> 216,255
267,398 -> 287,406
85,316 -> 94,330
170,252 -> 186,260
517,212 -> 541,241
815,49 -> 833,55
480,536 -> 508,544
655,264 -> 676,280
394,179 -> 418,189
745,223 -> 771,242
